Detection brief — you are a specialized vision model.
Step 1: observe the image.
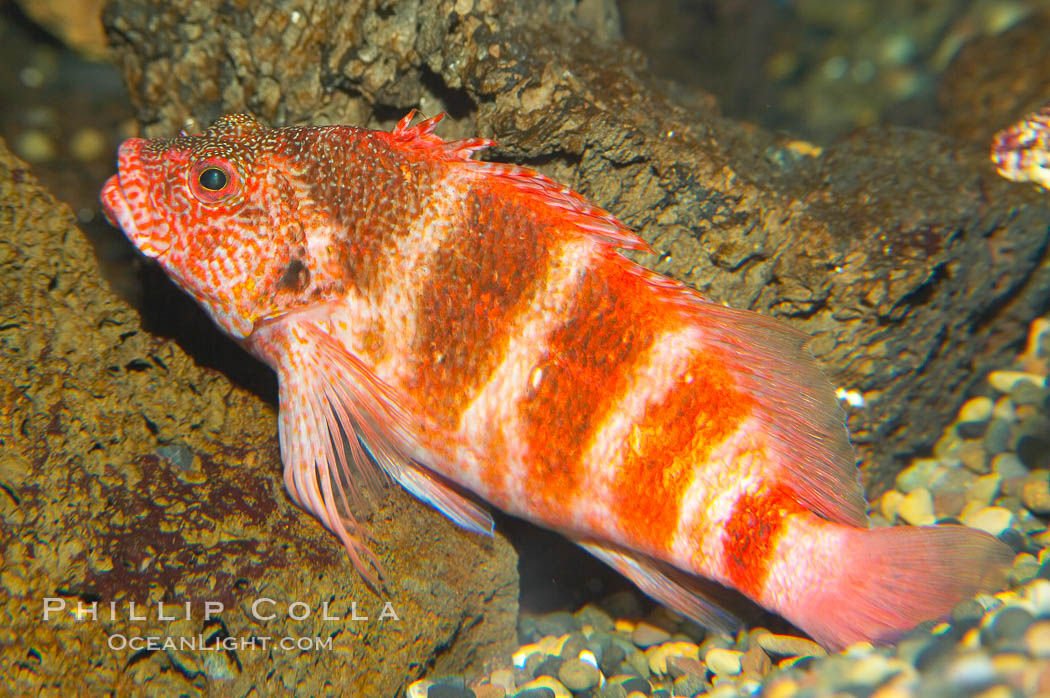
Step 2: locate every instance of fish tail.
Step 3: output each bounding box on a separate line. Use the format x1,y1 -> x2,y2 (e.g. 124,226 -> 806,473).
789,522 -> 1012,651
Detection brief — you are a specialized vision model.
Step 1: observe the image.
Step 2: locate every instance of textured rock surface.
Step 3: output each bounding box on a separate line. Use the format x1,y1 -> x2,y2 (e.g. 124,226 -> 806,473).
939,10 -> 1050,146
102,0 -> 1050,488
0,138 -> 517,695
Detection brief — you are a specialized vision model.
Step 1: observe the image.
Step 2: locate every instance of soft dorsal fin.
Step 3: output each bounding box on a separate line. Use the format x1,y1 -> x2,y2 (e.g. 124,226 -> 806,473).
632,262 -> 869,527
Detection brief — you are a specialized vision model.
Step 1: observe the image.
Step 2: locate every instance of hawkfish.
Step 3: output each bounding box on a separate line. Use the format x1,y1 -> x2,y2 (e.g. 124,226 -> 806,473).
992,100 -> 1050,190
101,112 -> 1011,650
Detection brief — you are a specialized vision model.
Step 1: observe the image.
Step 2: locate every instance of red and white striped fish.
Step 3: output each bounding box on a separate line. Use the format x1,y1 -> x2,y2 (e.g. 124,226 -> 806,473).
101,112 -> 1011,650
992,100 -> 1050,190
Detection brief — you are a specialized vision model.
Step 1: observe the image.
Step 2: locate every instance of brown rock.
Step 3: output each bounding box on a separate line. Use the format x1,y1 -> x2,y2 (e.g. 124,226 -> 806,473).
932,489 -> 967,518
13,0 -> 108,59
939,10 -> 1050,145
740,642 -> 772,679
0,140 -> 516,695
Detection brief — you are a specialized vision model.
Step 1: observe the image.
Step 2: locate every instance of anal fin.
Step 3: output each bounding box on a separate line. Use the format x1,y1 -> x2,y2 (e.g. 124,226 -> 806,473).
577,540 -> 743,637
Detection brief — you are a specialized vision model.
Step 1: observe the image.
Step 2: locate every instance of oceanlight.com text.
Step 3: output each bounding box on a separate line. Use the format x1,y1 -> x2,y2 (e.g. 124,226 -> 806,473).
107,633 -> 335,652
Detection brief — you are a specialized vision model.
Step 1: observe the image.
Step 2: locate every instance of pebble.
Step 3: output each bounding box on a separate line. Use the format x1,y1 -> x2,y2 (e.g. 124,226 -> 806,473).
764,678 -> 799,698
599,643 -> 626,676
957,441 -> 989,473
740,643 -> 772,678
895,459 -> 942,493
513,644 -> 542,670
513,676 -> 569,698
406,680 -> 477,698
933,489 -> 966,518
534,612 -> 576,638
474,685 -> 505,698
991,453 -> 1028,478
845,653 -> 900,685
983,607 -> 1035,646
557,659 -> 599,691
623,645 -> 650,678
992,396 -> 1016,420
510,690 -> 554,698
898,487 -> 935,525
490,670 -> 516,692
1024,621 -> 1050,658
1011,380 -> 1046,406
973,686 -> 1019,698
407,680 -> 431,698
984,417 -> 1013,455
1017,433 -> 1050,469
534,655 -> 563,679
672,674 -> 703,697
609,675 -> 652,695
428,684 -> 477,698
1021,471 -> 1050,514
666,655 -> 705,679
938,465 -> 977,493
880,489 -> 904,520
987,370 -> 1045,393
945,652 -> 997,688
705,647 -> 742,676
755,633 -> 826,658
1009,559 -> 1040,586
959,396 -> 994,424
631,622 -> 671,648
961,505 -> 1015,536
646,641 -> 699,674
969,473 -> 1003,505
575,604 -> 614,633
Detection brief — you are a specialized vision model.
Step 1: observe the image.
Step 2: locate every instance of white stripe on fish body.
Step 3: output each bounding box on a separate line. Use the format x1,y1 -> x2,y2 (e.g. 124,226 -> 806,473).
759,512 -> 846,613
570,324 -> 704,537
668,425 -> 770,580
448,236 -> 602,507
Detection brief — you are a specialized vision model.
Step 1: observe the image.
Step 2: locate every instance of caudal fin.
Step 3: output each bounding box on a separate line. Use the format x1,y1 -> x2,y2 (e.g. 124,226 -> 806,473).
797,524 -> 1013,651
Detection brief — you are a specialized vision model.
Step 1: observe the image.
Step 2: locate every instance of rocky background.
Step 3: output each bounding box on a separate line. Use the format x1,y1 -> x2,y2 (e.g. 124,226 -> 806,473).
1,0 -> 1049,695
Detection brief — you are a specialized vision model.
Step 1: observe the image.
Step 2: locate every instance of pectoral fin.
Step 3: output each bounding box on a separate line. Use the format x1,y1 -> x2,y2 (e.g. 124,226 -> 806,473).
276,317 -> 491,587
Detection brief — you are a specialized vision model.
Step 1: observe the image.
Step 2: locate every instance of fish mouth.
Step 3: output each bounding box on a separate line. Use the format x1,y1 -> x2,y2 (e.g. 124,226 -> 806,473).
100,138 -> 170,257
100,173 -> 138,237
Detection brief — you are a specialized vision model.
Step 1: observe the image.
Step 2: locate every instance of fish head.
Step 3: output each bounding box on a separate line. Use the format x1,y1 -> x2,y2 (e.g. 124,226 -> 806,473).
100,114 -> 315,340
991,106 -> 1050,190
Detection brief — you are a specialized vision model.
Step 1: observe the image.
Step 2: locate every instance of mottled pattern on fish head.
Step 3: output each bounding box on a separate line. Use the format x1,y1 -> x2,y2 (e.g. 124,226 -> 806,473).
101,114 -> 328,339
991,103 -> 1050,190
103,113 -> 441,340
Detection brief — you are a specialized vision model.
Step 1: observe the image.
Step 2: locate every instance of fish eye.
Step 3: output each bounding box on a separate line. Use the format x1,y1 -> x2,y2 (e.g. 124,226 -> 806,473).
198,167 -> 228,191
189,160 -> 239,204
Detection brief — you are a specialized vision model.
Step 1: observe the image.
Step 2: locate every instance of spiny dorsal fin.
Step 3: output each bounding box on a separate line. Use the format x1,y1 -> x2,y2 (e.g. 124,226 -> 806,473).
389,111 -> 652,252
